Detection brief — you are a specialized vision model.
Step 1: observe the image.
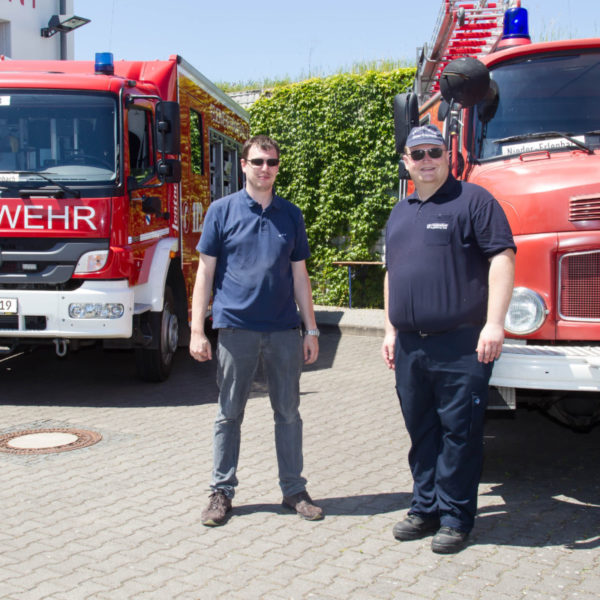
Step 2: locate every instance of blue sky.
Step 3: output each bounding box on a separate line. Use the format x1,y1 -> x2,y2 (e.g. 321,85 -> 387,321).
73,0 -> 598,84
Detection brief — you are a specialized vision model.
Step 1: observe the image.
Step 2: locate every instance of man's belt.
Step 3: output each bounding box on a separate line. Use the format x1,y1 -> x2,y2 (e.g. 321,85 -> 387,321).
413,323 -> 479,338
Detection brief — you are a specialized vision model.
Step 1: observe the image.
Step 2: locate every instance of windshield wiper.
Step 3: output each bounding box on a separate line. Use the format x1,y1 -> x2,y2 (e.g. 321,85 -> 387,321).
494,131 -> 593,154
0,170 -> 81,198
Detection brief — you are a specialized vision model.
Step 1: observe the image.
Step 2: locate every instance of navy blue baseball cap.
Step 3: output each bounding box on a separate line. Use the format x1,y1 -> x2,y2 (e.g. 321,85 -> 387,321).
406,124 -> 445,148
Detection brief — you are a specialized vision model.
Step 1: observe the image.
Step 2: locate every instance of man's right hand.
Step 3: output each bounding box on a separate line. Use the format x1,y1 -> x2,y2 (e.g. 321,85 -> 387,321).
190,332 -> 212,362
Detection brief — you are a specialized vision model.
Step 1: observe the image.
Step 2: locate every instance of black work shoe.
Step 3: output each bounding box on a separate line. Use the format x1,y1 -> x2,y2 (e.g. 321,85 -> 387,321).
282,490 -> 324,521
201,490 -> 232,527
431,526 -> 469,554
393,513 -> 440,541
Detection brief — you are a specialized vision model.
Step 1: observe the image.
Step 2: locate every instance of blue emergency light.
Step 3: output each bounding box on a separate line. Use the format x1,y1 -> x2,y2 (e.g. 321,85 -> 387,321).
502,6 -> 531,40
95,52 -> 114,75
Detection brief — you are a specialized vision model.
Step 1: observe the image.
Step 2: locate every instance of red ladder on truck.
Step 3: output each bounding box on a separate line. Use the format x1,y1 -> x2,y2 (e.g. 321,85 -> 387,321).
415,0 -> 513,102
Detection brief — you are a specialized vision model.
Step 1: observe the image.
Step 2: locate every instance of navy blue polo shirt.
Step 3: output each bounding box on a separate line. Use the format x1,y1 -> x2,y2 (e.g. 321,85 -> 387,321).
197,188 -> 310,331
385,175 -> 515,333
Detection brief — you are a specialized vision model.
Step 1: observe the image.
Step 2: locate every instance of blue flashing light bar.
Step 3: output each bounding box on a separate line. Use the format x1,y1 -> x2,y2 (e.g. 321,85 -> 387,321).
95,52 -> 114,75
502,6 -> 531,40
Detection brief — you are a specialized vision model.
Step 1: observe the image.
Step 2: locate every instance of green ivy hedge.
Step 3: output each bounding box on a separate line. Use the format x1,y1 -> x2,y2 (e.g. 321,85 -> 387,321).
250,68 -> 415,307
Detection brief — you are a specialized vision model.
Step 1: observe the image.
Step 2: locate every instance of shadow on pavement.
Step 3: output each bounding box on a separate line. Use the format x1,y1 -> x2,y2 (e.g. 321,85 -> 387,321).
303,328 -> 342,372
240,329 -> 344,394
0,329 -> 345,408
476,408 -> 600,549
232,492 -> 410,518
0,345 -> 219,407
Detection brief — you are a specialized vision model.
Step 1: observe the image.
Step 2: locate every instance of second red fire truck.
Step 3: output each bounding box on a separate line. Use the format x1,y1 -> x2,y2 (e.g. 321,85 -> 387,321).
393,1 -> 600,429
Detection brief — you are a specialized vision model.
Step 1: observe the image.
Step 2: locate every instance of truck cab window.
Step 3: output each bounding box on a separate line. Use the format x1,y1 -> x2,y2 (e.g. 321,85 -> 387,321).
473,51 -> 600,160
128,106 -> 153,181
0,92 -> 116,183
0,117 -> 19,169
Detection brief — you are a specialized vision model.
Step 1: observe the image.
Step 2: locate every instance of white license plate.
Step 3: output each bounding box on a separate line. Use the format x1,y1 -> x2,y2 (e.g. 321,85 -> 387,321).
0,298 -> 17,314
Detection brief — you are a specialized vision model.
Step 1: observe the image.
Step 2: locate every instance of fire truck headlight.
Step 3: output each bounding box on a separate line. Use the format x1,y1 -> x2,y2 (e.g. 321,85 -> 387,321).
505,287 -> 547,335
74,250 -> 109,274
69,303 -> 124,319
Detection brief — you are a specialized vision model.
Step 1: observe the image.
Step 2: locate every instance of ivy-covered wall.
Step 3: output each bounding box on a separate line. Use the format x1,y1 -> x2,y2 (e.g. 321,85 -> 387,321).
249,68 -> 415,307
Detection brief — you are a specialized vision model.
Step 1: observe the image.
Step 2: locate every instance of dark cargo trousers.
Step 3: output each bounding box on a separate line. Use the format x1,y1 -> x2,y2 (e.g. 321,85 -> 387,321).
394,326 -> 493,533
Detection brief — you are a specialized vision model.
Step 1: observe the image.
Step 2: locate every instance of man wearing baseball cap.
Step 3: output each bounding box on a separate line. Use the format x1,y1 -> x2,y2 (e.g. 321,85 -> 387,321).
381,124 -> 516,553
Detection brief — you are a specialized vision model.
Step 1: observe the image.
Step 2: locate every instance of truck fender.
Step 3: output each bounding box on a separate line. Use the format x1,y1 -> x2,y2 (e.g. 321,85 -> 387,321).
133,237 -> 179,313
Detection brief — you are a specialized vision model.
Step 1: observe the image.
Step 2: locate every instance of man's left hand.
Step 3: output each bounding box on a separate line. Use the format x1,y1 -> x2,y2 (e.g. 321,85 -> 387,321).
476,323 -> 505,363
303,334 -> 319,365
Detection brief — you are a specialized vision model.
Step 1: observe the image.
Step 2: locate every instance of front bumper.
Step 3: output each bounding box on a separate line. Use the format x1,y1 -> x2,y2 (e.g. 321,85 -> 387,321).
0,280 -> 134,339
491,342 -> 600,392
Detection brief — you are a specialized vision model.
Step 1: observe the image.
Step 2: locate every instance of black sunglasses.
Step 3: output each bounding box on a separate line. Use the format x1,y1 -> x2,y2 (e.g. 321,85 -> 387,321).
246,158 -> 280,167
408,148 -> 445,161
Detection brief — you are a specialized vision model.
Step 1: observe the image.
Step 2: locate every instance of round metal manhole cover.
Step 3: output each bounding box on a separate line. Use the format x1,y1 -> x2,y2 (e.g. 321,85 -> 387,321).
0,428 -> 102,455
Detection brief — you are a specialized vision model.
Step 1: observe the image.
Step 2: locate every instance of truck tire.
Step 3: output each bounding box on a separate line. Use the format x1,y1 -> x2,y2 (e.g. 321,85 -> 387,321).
544,394 -> 600,433
135,285 -> 179,382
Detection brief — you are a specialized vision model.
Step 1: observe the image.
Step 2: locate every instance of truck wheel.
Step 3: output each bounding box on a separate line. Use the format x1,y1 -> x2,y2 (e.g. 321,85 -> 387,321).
135,286 -> 179,382
544,394 -> 600,433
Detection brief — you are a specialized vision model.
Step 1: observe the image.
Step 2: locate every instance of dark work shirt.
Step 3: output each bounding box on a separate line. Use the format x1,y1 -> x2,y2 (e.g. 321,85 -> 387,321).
385,175 -> 515,333
197,189 -> 310,331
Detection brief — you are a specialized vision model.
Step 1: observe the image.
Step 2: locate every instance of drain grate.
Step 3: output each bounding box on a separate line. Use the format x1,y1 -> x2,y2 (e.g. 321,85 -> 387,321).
0,428 -> 102,455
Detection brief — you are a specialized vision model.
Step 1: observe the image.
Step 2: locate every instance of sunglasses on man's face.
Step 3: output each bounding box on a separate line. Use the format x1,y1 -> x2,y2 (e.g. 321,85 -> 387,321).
408,148 -> 445,161
246,158 -> 280,167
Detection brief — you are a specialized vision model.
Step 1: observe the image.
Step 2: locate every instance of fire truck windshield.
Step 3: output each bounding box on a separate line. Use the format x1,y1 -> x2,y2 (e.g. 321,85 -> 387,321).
0,92 -> 117,184
473,50 -> 600,160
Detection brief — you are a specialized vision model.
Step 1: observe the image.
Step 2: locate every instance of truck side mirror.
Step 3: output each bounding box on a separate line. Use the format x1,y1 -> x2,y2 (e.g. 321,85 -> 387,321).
476,79 -> 500,124
155,101 -> 181,155
440,57 -> 490,108
393,93 -> 419,154
157,158 -> 182,183
398,159 -> 411,181
438,99 -> 450,122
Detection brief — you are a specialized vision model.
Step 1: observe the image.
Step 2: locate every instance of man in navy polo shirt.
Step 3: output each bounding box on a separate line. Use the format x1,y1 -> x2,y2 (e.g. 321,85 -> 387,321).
381,124 -> 516,553
190,135 -> 323,526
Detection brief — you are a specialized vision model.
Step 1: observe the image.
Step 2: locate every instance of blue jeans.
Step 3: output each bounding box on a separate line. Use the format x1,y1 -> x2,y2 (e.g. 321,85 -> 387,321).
211,327 -> 307,498
394,327 -> 492,533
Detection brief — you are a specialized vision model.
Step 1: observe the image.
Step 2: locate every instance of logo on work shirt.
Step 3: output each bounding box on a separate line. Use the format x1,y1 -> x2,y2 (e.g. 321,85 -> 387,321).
426,222 -> 449,230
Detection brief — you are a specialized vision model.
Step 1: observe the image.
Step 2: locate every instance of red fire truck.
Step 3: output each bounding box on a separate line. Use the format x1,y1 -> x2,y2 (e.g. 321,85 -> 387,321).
0,53 -> 249,381
393,1 -> 600,429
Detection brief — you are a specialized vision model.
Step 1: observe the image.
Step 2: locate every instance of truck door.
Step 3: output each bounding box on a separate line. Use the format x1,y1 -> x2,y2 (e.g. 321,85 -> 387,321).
126,100 -> 170,271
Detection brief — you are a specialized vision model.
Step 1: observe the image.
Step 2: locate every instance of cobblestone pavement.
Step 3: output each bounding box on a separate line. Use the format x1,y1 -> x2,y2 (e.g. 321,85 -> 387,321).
0,329 -> 599,600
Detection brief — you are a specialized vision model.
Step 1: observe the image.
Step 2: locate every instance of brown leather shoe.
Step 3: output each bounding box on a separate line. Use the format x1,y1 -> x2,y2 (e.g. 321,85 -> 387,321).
282,490 -> 324,521
201,490 -> 232,527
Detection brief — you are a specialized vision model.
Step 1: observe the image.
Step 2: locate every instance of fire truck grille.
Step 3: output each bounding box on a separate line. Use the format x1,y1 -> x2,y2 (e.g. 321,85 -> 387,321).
0,239 -> 108,286
0,315 -> 47,332
0,315 -> 18,330
569,195 -> 600,221
559,251 -> 600,320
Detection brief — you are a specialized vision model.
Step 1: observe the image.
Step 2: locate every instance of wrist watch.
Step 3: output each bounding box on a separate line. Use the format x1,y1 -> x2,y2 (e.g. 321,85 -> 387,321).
305,328 -> 320,337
